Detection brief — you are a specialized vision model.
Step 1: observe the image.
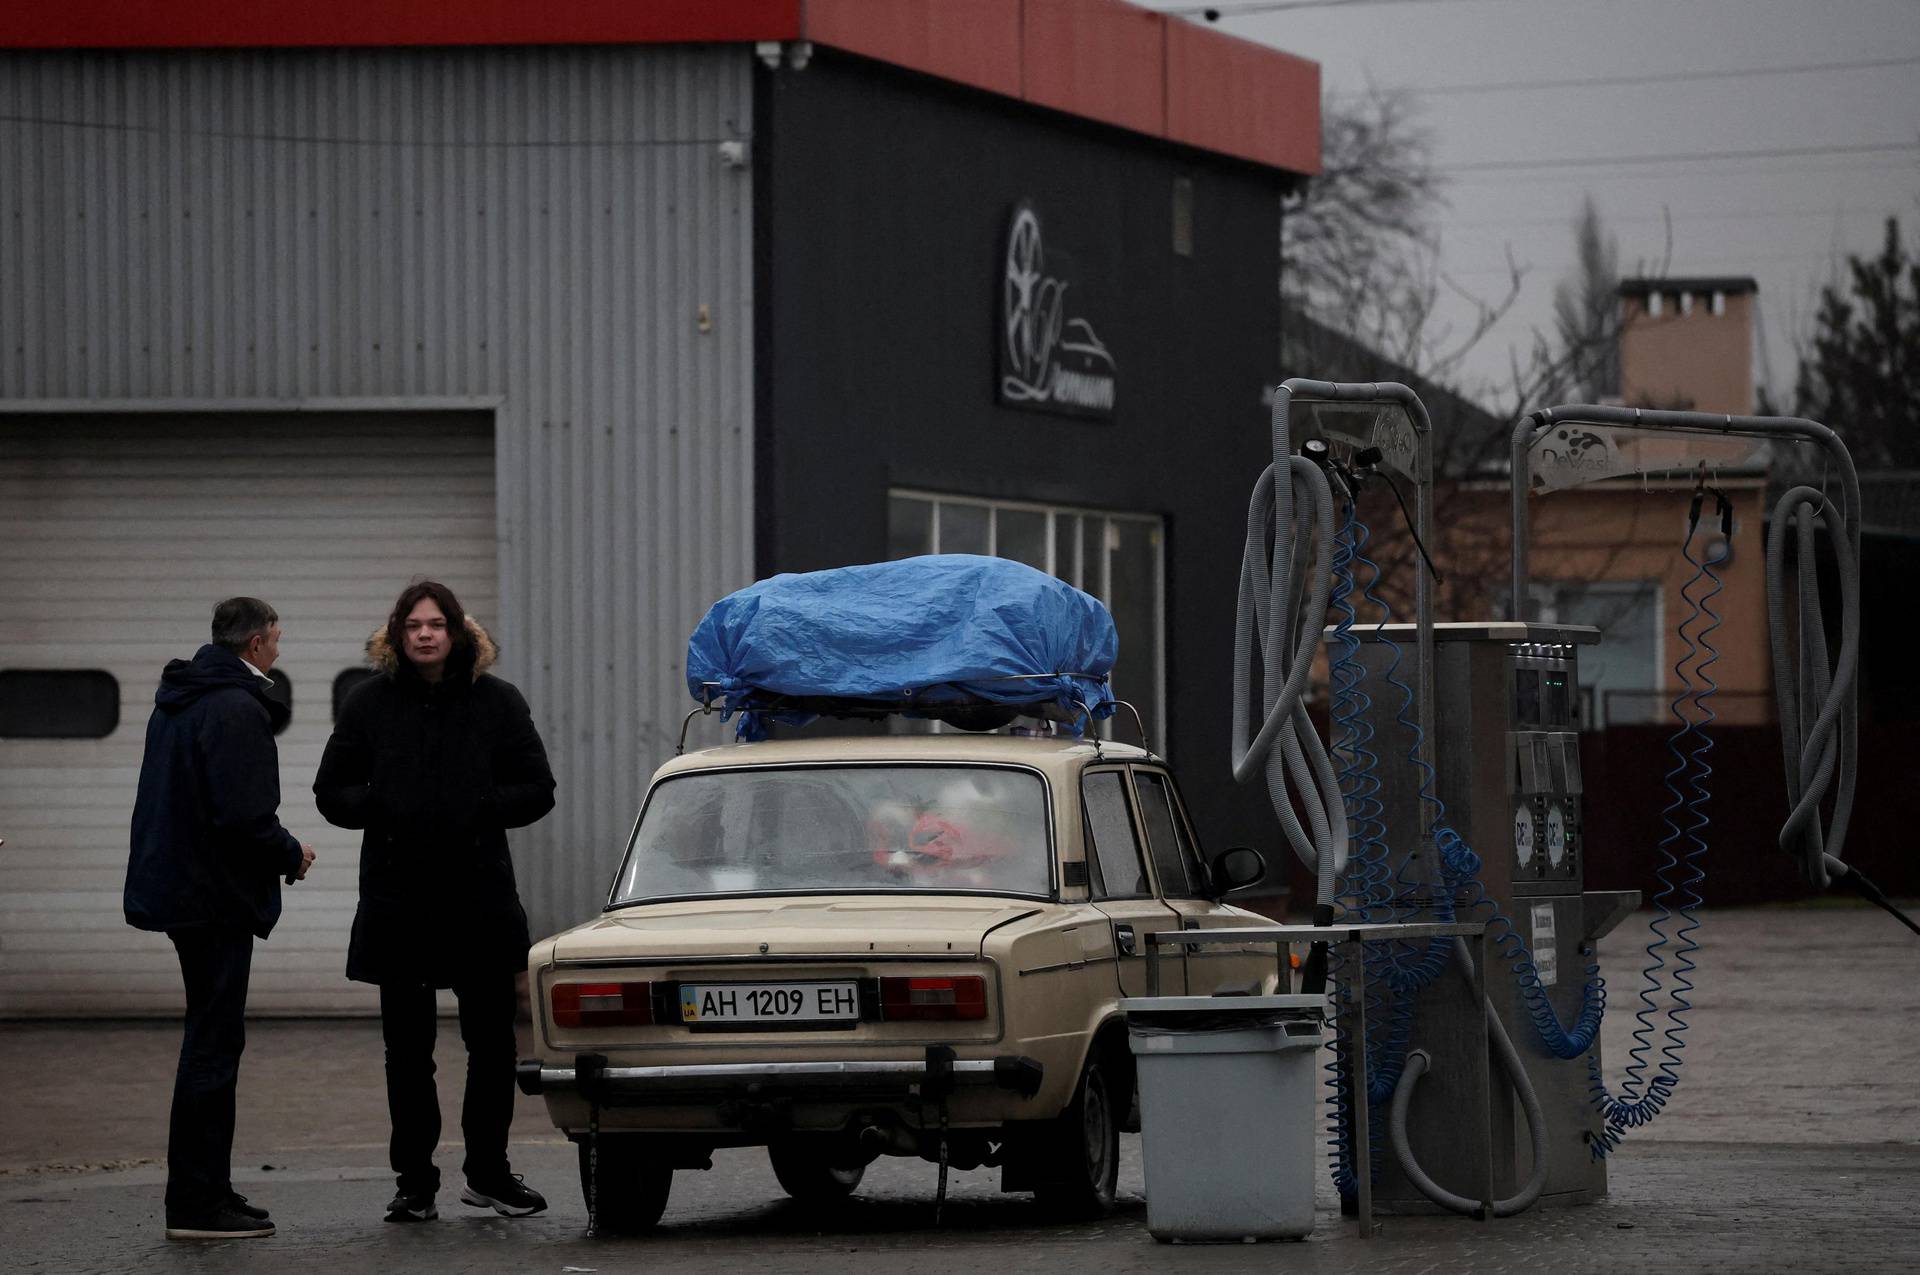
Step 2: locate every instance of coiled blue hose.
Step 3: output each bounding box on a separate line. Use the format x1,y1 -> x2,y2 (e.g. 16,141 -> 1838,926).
1353,527 -> 1455,1072
1322,503 -> 1361,1191
1587,515 -> 1723,1154
1326,505 -> 1468,1197
1353,522 -> 1440,1072
1330,505 -> 1389,901
1325,499 -> 1394,1194
1434,831 -> 1609,1060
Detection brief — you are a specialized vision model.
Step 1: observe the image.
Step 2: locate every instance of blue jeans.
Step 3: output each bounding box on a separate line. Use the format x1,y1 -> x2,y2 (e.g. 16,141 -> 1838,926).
165,926 -> 253,1217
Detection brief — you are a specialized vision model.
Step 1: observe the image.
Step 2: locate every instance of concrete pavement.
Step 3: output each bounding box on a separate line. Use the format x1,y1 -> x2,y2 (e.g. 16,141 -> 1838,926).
3,906 -> 1916,1273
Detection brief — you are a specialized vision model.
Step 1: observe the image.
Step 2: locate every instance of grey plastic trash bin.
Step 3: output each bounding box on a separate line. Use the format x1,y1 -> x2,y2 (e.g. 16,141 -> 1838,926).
1121,994 -> 1328,1243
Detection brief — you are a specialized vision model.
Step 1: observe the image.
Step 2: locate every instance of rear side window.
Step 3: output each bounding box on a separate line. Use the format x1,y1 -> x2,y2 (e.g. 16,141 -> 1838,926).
0,670 -> 120,739
1134,769 -> 1203,898
1082,769 -> 1149,899
613,765 -> 1052,903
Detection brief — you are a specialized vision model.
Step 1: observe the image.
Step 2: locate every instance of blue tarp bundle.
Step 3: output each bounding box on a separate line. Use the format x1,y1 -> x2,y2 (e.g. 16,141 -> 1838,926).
687,555 -> 1118,740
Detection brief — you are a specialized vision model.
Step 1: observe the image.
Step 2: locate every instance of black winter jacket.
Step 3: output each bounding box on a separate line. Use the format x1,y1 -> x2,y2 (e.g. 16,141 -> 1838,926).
125,644 -> 304,939
313,619 -> 555,987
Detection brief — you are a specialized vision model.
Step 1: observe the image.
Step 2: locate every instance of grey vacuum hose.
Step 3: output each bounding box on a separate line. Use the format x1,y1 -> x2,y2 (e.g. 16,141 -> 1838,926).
1765,485 -> 1860,889
1232,384 -> 1347,905
1388,938 -> 1549,1218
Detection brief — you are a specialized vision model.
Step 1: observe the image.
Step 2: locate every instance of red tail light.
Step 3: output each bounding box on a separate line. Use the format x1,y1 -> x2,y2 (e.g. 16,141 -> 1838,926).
879,975 -> 988,1021
552,981 -> 655,1028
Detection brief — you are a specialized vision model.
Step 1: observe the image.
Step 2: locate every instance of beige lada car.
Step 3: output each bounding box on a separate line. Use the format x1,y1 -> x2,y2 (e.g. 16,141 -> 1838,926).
517,732 -> 1279,1231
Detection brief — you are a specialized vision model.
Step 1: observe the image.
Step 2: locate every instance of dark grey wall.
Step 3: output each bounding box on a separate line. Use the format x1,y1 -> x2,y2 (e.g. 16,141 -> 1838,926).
758,50 -> 1293,888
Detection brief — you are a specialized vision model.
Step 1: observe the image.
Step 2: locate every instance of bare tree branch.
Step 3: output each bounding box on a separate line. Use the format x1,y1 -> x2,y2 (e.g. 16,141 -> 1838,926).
1282,90 -> 1675,626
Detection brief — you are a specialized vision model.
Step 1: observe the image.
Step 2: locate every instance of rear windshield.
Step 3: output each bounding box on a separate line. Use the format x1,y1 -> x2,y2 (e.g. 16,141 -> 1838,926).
610,766 -> 1053,904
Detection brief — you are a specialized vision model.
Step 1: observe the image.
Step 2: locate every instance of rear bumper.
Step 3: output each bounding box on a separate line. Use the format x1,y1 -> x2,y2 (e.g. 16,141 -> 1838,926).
518,1050 -> 1044,1104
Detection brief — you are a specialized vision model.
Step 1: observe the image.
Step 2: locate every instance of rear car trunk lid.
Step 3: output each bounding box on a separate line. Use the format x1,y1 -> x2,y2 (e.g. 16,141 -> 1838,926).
552,896 -> 1041,961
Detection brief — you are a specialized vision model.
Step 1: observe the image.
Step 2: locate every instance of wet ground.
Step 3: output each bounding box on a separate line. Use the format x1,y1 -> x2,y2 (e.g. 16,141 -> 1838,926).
4,906 -> 1916,1273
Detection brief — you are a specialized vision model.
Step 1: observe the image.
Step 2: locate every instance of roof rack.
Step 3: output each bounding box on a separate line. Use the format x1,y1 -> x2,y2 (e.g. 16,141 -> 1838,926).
675,677 -> 1150,756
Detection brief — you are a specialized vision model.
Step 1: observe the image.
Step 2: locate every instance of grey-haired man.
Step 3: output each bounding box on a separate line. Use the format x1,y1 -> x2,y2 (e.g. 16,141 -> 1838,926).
126,597 -> 316,1240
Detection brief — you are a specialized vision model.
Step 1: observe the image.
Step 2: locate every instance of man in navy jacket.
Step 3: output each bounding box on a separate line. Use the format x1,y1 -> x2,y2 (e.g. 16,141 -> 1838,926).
126,597 -> 315,1241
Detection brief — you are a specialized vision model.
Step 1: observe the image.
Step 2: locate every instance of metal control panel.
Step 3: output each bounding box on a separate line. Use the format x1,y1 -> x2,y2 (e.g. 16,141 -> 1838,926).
1336,621 -> 1619,1214
1508,643 -> 1584,894
1341,622 -> 1596,908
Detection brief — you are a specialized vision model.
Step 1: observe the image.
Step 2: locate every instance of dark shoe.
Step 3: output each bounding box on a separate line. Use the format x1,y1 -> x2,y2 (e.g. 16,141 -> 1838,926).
460,1173 -> 547,1217
384,1191 -> 438,1223
227,1193 -> 270,1222
165,1203 -> 276,1240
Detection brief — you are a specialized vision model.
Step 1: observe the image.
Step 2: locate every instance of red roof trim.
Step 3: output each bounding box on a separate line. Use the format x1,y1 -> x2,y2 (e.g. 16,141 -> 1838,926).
0,0 -> 1318,175
0,1 -> 805,50
804,0 -> 1026,102
1166,16 -> 1320,177
1020,0 -> 1166,143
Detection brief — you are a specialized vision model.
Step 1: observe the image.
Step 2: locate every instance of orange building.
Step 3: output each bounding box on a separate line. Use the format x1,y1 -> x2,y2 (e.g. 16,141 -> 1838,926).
1507,275 -> 1771,724
1446,477 -> 1773,727
1287,281 -> 1776,728
1617,276 -> 1759,415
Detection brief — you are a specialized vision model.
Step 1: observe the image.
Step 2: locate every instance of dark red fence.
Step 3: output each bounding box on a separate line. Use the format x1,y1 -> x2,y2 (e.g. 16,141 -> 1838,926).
1257,721 -> 1918,915
1580,724 -> 1918,905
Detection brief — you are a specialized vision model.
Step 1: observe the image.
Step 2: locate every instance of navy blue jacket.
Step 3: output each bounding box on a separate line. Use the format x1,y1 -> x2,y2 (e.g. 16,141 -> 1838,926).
125,644 -> 304,938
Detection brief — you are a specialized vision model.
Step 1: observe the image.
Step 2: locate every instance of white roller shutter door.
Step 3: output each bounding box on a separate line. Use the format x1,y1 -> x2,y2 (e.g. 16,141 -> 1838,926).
0,411 -> 497,1016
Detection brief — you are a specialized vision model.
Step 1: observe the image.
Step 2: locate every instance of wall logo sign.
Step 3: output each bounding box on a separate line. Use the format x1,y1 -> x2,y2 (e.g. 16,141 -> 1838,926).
998,203 -> 1117,418
1530,424 -> 1618,491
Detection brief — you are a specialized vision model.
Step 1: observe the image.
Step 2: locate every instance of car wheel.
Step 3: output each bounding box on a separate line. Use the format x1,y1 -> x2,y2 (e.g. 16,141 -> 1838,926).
768,1138 -> 869,1202
1033,1051 -> 1120,1218
576,1134 -> 672,1234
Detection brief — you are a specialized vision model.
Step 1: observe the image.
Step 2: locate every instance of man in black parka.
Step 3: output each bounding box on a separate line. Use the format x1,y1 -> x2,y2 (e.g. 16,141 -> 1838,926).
126,596 -> 316,1241
314,580 -> 556,1224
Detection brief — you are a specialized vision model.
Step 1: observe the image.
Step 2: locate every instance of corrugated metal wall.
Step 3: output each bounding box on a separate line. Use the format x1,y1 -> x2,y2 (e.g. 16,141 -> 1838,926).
0,46 -> 757,950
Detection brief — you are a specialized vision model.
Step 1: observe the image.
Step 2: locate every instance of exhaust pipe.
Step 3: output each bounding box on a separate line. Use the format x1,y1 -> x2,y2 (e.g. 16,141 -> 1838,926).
857,1121 -> 921,1157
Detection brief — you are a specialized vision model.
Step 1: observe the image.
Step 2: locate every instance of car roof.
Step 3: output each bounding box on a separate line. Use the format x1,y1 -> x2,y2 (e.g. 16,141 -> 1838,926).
657,732 -> 1154,782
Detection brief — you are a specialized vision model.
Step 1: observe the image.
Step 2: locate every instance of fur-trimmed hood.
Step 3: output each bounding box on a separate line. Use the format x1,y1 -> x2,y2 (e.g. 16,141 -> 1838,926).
366,616 -> 497,679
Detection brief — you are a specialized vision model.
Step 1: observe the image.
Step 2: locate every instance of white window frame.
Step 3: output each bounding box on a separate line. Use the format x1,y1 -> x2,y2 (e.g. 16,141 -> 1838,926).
1529,578 -> 1665,728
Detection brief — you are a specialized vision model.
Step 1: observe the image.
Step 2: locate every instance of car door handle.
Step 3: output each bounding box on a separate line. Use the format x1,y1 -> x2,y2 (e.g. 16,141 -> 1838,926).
1115,924 -> 1136,957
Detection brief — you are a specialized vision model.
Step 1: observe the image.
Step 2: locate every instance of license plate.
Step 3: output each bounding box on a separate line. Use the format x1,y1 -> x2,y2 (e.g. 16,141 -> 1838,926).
679,981 -> 860,1025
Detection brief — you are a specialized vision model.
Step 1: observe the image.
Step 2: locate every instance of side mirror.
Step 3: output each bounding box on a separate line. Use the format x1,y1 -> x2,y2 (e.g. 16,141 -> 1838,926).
1209,846 -> 1266,897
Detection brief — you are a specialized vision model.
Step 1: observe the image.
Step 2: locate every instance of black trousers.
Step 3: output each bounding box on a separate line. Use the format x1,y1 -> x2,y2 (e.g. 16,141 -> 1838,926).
165,926 -> 254,1217
378,977 -> 518,1195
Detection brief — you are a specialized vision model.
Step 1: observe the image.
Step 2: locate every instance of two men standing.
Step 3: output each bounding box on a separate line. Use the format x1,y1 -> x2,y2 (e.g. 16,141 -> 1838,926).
126,585 -> 554,1240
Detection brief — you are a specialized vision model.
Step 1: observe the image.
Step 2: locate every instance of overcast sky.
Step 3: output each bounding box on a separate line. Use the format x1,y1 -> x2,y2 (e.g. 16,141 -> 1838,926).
1147,0 -> 1919,407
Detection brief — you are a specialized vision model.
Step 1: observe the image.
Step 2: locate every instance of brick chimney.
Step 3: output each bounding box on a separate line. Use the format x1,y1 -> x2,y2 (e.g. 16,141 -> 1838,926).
1617,276 -> 1758,415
